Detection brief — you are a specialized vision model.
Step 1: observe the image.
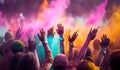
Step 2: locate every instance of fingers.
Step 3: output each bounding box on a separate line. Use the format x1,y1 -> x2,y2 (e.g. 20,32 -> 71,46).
91,27 -> 99,34
40,29 -> 42,34
97,26 -> 100,29
39,29 -> 42,38
101,34 -> 108,41
42,28 -> 44,33
57,24 -> 64,35
73,31 -> 78,39
16,27 -> 23,39
57,24 -> 63,28
21,32 -> 24,36
40,28 -> 43,34
28,35 -> 34,44
87,28 -> 99,40
28,36 -> 36,51
88,28 -> 92,36
89,28 -> 92,33
47,27 -> 55,36
17,27 -> 22,33
100,34 -> 110,48
93,28 -> 98,34
38,28 -> 42,39
28,36 -> 34,44
69,31 -> 78,42
38,28 -> 46,42
39,28 -> 45,35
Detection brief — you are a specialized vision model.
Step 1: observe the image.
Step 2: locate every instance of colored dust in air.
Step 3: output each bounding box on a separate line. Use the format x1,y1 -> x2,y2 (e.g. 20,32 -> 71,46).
0,0 -> 120,56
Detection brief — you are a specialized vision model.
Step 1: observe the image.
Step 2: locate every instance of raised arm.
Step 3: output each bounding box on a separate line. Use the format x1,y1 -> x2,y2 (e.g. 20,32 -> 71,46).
15,27 -> 23,40
47,27 -> 55,46
38,28 -> 53,70
95,35 -> 110,66
47,27 -> 55,38
56,24 -> 65,54
68,31 -> 78,69
68,31 -> 78,61
28,36 -> 40,70
76,28 -> 98,64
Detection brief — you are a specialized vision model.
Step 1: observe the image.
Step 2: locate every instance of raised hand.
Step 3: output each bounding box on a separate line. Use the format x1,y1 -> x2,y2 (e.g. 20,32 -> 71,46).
68,31 -> 78,43
28,36 -> 40,69
100,35 -> 110,48
47,26 -> 55,37
15,27 -> 23,40
56,24 -> 64,36
87,28 -> 98,40
76,28 -> 98,64
38,28 -> 46,43
68,31 -> 78,60
28,36 -> 36,51
95,35 -> 110,66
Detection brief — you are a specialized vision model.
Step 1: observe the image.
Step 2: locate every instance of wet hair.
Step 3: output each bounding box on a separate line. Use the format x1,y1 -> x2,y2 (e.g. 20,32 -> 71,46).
16,52 -> 38,70
10,40 -> 24,54
9,52 -> 24,70
109,50 -> 120,70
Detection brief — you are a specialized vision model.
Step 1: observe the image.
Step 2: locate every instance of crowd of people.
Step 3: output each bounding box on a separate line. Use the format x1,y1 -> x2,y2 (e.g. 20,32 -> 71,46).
0,24 -> 120,70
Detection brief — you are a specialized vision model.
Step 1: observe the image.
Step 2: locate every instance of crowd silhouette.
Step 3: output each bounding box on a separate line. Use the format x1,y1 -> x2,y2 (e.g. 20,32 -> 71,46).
0,23 -> 120,70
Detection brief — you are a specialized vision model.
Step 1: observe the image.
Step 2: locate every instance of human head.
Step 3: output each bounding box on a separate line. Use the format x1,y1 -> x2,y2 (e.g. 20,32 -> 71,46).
16,52 -> 38,70
0,38 -> 15,57
76,60 -> 99,70
9,52 -> 24,70
4,31 -> 14,41
93,39 -> 101,51
10,40 -> 24,54
53,54 -> 68,70
109,50 -> 120,70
